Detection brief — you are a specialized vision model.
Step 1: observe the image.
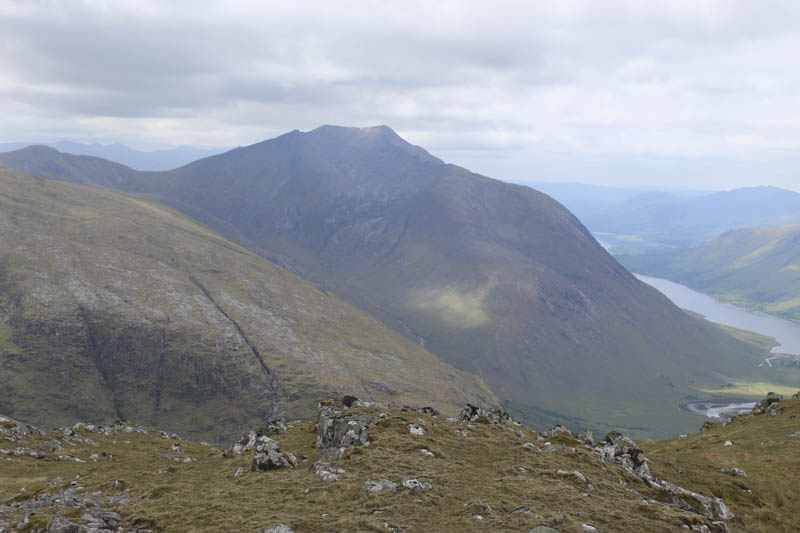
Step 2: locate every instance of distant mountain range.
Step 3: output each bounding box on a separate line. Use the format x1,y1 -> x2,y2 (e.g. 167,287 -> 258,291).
0,126 -> 771,437
0,141 -> 227,171
618,224 -> 800,323
0,166 -> 496,440
581,186 -> 800,248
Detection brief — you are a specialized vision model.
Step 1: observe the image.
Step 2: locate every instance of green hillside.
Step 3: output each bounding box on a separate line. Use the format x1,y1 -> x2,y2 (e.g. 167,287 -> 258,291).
617,224 -> 800,322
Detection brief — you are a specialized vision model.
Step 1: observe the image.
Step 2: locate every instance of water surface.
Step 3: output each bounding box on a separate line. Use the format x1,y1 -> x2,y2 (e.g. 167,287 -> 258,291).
636,274 -> 800,356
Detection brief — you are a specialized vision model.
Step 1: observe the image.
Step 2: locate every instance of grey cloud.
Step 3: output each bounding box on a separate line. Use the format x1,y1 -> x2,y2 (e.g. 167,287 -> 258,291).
1,0 -> 800,189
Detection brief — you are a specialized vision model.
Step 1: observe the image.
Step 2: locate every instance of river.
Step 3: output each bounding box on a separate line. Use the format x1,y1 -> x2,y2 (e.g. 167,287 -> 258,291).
636,274 -> 800,418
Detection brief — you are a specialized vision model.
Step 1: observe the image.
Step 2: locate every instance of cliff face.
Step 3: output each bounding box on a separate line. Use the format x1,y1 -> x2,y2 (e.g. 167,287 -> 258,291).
0,168 -> 498,440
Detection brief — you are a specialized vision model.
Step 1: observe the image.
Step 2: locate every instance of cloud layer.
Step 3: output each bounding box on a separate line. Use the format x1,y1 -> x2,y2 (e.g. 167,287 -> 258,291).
2,0 -> 799,188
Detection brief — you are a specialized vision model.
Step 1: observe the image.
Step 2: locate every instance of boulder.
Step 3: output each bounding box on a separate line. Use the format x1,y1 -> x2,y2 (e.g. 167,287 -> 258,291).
251,437 -> 297,471
362,478 -> 397,497
752,392 -> 783,415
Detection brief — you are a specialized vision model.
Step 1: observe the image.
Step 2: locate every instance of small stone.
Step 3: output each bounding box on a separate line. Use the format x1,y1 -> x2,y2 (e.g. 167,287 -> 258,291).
408,423 -> 426,436
233,466 -> 245,478
723,440 -> 733,446
363,478 -> 397,497
402,478 -> 432,493
472,514 -> 484,521
262,524 -> 293,533
719,466 -> 747,477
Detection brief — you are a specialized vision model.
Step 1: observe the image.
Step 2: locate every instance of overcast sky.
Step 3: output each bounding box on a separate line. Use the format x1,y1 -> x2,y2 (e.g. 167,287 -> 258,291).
2,0 -> 800,190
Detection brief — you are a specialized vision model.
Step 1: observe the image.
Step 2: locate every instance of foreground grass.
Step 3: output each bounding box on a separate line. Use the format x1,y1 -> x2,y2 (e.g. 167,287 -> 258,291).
4,398 -> 799,532
642,395 -> 800,533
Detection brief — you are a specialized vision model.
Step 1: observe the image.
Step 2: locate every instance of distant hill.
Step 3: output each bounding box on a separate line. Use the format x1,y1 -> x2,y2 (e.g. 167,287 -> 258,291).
586,186 -> 800,248
0,126 -> 772,437
617,224 -> 800,322
0,140 -> 226,171
0,167 -> 497,440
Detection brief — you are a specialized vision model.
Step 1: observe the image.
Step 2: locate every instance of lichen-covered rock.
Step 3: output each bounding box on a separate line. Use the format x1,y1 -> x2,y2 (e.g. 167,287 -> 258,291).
0,447 -> 46,459
0,414 -> 43,440
251,437 -> 296,471
310,461 -> 345,482
315,401 -> 383,449
226,424 -> 289,457
262,524 -> 293,533
719,467 -> 747,477
408,423 -> 426,435
402,478 -> 432,493
362,478 -> 397,497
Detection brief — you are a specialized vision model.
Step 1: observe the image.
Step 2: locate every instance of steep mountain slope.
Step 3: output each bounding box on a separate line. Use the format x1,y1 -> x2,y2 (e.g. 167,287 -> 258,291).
618,224 -> 800,322
0,167 -> 497,441
0,127 -> 771,437
586,186 -> 800,248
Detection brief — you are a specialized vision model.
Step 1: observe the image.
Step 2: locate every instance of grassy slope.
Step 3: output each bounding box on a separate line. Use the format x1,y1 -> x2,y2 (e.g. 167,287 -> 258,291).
616,224 -> 800,322
642,395 -> 800,533
0,404 -> 767,533
0,168 -> 498,440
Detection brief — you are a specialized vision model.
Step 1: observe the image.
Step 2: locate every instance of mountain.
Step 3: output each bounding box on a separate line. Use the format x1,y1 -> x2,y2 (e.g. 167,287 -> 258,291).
0,126 -> 772,437
3,392 -> 798,532
585,186 -> 800,248
617,224 -> 800,322
527,182 -> 705,222
0,167 -> 497,441
0,141 -> 226,171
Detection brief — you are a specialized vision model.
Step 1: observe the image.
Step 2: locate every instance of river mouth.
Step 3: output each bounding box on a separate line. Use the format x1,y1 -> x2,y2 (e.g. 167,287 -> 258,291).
679,397 -> 756,419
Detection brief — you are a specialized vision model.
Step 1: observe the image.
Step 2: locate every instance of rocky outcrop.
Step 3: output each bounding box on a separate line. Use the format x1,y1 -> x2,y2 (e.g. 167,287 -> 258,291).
225,423 -> 287,457
458,404 -> 520,426
596,431 -> 651,478
529,424 -> 737,525
752,392 -> 783,415
311,398 -> 386,481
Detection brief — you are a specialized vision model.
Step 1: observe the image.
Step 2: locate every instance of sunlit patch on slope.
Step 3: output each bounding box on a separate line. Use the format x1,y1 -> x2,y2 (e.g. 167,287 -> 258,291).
408,285 -> 491,329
